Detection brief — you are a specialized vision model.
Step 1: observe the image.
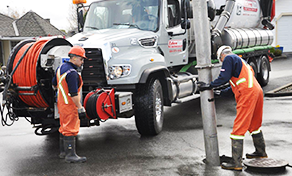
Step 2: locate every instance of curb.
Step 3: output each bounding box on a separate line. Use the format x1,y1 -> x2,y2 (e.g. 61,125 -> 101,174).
273,54 -> 287,60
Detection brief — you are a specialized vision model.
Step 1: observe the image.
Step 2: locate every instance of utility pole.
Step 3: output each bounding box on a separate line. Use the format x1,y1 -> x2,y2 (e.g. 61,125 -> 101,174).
192,0 -> 220,166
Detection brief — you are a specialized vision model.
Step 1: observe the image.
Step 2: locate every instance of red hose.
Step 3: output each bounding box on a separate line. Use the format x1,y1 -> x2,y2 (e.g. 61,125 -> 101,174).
271,0 -> 275,21
12,40 -> 49,108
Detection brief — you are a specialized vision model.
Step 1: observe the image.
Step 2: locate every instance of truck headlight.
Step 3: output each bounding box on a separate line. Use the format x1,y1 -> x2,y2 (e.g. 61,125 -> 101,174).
109,65 -> 131,79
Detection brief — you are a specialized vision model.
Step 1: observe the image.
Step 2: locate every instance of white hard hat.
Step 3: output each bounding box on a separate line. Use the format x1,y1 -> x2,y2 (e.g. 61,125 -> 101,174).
217,45 -> 232,60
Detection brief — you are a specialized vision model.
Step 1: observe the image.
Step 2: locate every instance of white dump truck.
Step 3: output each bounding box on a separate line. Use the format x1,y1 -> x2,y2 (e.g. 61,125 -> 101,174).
2,0 -> 275,135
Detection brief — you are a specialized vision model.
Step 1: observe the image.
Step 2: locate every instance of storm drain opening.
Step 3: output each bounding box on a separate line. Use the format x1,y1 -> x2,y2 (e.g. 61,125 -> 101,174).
265,82 -> 292,97
243,158 -> 291,174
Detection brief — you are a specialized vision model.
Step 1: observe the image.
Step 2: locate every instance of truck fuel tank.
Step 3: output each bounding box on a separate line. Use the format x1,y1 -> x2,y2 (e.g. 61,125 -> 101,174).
168,73 -> 198,102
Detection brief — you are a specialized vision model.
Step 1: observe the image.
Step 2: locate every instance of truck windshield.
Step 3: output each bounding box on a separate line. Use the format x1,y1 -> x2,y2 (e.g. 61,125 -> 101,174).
84,0 -> 159,32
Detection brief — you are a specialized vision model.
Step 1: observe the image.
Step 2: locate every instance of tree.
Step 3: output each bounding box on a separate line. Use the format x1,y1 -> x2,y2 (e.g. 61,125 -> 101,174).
67,4 -> 78,32
2,6 -> 25,19
67,3 -> 88,33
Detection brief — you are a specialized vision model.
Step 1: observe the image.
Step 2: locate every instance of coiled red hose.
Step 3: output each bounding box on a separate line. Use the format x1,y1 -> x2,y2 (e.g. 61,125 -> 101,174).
12,40 -> 49,108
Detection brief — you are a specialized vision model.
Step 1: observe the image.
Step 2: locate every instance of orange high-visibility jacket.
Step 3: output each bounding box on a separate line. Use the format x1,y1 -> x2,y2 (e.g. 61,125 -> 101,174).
56,65 -> 83,136
229,59 -> 263,140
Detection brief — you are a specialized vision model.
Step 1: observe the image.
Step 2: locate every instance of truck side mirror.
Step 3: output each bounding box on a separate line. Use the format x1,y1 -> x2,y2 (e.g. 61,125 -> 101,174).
78,10 -> 84,32
181,20 -> 191,29
181,0 -> 192,18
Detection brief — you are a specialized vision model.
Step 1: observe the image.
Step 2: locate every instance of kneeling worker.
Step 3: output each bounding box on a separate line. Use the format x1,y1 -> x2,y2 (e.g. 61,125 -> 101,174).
198,46 -> 268,171
52,46 -> 87,163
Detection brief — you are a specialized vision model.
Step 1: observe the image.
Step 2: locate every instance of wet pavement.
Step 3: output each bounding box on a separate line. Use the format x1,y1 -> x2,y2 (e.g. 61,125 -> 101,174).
1,54 -> 292,176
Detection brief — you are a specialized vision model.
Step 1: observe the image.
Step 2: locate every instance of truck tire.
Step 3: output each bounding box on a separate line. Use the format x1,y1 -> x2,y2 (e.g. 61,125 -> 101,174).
257,55 -> 270,86
134,78 -> 164,136
248,60 -> 257,79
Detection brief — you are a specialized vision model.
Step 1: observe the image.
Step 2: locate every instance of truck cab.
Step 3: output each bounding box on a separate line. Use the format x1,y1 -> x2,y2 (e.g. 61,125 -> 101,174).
68,0 -> 196,135
69,0 -> 190,86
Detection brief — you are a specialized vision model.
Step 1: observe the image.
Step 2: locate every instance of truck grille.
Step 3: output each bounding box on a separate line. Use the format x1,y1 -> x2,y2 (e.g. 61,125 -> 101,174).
82,48 -> 107,94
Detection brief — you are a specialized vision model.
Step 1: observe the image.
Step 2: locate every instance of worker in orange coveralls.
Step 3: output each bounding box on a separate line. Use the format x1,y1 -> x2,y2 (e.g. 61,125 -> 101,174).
198,46 -> 268,171
52,46 -> 87,163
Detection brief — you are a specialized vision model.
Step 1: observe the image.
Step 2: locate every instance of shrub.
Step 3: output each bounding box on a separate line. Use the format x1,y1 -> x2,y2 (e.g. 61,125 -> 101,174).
274,49 -> 282,56
270,47 -> 275,54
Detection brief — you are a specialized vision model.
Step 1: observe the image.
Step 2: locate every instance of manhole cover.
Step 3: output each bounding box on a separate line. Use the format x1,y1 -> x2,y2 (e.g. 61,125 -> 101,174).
243,158 -> 288,168
243,158 -> 290,174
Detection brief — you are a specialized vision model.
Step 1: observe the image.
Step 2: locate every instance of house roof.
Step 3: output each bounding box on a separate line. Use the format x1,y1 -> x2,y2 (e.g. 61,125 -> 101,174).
0,13 -> 15,37
0,11 -> 64,38
16,11 -> 64,37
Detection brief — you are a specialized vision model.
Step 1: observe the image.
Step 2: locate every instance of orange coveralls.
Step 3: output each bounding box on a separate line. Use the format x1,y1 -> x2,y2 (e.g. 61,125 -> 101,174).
229,60 -> 263,140
56,66 -> 83,136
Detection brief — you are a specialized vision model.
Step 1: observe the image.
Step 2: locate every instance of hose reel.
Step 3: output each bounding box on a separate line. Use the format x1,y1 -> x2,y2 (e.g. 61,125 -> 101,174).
1,38 -> 72,133
7,38 -> 72,108
84,88 -> 116,121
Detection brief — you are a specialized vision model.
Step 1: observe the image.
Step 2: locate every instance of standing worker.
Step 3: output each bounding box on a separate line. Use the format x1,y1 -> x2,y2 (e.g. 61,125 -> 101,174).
52,46 -> 87,163
198,46 -> 268,171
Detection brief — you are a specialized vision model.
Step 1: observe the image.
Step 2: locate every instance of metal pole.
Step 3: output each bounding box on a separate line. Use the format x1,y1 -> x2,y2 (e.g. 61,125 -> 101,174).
192,0 -> 220,166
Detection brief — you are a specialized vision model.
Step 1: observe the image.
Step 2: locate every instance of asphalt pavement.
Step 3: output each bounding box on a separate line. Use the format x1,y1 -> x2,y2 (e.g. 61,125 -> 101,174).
1,54 -> 292,176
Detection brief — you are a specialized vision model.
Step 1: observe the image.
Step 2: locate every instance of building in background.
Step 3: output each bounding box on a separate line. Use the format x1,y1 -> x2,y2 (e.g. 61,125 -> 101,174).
0,11 -> 64,66
272,0 -> 292,52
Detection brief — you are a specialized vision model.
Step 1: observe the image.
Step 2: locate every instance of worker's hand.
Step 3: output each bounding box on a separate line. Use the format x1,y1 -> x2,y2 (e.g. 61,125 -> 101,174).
52,85 -> 57,91
197,81 -> 212,91
214,90 -> 221,98
78,107 -> 87,119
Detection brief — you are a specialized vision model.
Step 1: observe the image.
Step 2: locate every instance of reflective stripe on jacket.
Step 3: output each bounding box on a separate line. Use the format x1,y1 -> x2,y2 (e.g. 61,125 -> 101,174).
229,59 -> 254,90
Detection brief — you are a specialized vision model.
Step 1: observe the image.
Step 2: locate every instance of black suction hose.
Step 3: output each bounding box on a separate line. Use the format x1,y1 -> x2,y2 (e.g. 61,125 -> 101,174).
212,0 -> 235,38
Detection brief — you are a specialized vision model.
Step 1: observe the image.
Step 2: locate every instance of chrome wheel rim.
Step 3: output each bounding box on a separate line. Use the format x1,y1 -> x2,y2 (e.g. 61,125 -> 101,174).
262,57 -> 269,80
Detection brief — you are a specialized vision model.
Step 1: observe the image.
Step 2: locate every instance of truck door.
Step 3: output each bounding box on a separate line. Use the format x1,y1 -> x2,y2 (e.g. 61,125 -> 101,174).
163,0 -> 189,67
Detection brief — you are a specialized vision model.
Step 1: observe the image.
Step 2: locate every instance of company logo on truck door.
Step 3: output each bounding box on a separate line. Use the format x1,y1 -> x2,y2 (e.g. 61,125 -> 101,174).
168,39 -> 182,53
243,0 -> 258,13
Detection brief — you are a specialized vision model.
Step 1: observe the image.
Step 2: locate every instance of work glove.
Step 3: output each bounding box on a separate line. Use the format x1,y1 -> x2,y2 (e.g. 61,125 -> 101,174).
214,90 -> 221,98
197,81 -> 213,91
78,107 -> 87,119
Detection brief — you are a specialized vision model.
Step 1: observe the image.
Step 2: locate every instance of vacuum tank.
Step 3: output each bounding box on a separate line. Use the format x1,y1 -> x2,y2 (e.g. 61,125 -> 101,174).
212,0 -> 274,49
212,0 -> 261,28
222,28 -> 274,49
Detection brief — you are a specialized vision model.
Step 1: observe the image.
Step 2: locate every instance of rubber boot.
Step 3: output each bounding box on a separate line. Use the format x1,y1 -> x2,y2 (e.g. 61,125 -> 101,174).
59,133 -> 66,159
221,139 -> 243,171
64,136 -> 87,163
246,131 -> 268,159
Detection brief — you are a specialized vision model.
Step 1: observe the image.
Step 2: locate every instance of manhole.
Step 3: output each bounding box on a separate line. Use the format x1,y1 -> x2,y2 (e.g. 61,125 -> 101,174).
243,158 -> 291,173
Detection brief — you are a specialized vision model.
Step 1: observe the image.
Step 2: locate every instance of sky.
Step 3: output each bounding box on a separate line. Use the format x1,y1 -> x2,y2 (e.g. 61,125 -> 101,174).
0,0 -> 96,31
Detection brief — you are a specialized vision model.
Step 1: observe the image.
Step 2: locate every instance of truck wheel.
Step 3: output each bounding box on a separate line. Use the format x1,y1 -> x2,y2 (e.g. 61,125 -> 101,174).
249,60 -> 257,79
257,55 -> 270,86
134,78 -> 164,136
